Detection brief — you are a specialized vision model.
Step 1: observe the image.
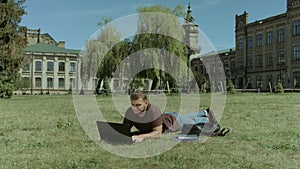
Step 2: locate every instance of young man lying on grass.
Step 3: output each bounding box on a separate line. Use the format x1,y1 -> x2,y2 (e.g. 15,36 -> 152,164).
123,90 -> 218,143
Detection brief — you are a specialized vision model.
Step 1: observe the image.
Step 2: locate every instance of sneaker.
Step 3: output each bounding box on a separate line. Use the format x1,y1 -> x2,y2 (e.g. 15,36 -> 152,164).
203,110 -> 208,117
206,107 -> 218,124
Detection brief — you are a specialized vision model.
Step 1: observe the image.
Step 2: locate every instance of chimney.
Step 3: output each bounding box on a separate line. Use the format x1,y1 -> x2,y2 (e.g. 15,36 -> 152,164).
37,28 -> 41,43
58,41 -> 65,48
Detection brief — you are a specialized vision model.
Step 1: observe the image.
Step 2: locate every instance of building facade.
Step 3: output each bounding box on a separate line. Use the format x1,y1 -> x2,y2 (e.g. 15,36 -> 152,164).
192,0 -> 300,92
18,29 -> 82,94
235,0 -> 300,91
191,48 -> 235,92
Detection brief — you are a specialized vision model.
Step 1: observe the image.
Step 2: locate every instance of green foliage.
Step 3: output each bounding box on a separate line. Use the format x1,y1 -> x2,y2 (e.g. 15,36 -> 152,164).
0,0 -> 27,98
130,78 -> 144,89
40,88 -> 43,95
276,82 -> 284,93
99,78 -> 111,95
82,19 -> 124,93
226,80 -> 236,94
132,5 -> 187,89
87,5 -> 187,92
97,17 -> 113,28
14,76 -> 31,94
0,80 -> 14,98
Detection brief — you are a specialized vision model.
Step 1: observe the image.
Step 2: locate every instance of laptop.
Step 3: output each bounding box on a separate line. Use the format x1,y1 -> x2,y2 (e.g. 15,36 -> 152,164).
96,121 -> 133,145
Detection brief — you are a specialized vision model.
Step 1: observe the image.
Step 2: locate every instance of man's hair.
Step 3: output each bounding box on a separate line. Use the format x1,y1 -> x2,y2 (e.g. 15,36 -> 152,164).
130,90 -> 148,101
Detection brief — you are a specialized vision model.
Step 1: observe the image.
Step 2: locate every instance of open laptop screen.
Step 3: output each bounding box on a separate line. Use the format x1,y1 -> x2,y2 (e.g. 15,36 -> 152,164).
96,121 -> 133,144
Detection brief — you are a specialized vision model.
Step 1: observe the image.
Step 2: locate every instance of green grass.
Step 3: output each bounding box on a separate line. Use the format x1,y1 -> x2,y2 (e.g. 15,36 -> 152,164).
0,93 -> 299,168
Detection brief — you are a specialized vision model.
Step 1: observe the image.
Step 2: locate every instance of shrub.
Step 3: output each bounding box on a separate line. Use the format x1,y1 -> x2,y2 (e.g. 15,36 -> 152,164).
276,82 -> 284,93
0,81 -> 14,98
226,80 -> 236,94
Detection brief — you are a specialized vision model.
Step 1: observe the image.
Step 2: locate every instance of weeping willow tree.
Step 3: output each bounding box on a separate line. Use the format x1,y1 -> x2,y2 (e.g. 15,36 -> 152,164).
0,0 -> 27,98
80,17 -> 123,94
131,5 -> 188,90
81,5 -> 192,93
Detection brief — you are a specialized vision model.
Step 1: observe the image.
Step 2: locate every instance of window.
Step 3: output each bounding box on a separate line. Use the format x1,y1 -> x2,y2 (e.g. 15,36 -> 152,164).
237,57 -> 243,69
278,50 -> 285,64
266,75 -> 273,88
293,71 -> 300,87
257,34 -> 263,47
292,0 -> 300,5
266,53 -> 274,66
247,36 -> 253,48
70,62 -> 76,72
278,50 -> 285,58
256,54 -> 263,67
47,78 -> 53,88
230,61 -> 235,71
59,78 -> 65,88
59,62 -> 65,72
247,55 -> 253,68
35,61 -> 42,71
293,45 -> 300,61
70,78 -> 75,88
267,31 -> 273,45
23,63 -> 30,71
47,61 -> 54,72
293,20 -> 300,35
238,38 -> 244,50
278,29 -> 285,43
256,75 -> 262,88
82,80 -> 87,88
35,77 -> 41,88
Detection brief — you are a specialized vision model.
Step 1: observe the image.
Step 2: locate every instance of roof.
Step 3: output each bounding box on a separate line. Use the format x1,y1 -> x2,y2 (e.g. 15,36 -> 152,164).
41,33 -> 57,43
199,48 -> 236,57
217,48 -> 235,53
25,42 -> 80,54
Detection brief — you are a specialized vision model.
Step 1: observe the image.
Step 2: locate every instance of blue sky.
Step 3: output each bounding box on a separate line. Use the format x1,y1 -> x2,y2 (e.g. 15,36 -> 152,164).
21,0 -> 286,51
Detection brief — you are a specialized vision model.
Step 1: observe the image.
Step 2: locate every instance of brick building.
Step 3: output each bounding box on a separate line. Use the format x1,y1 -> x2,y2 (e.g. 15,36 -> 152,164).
192,0 -> 300,91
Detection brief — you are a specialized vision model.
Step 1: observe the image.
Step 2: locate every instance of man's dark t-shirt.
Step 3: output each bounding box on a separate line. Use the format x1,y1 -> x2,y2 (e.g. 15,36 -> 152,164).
123,104 -> 179,133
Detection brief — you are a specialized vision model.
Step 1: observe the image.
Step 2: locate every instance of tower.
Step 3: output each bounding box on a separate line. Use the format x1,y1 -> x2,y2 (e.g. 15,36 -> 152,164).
182,2 -> 200,92
183,2 -> 200,53
287,0 -> 300,10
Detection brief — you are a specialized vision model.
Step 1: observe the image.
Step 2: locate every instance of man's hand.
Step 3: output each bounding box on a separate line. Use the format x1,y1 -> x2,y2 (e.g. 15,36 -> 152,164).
132,135 -> 144,144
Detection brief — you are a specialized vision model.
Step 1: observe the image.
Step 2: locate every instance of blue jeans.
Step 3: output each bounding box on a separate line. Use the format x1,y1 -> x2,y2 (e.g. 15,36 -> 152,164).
163,110 -> 208,129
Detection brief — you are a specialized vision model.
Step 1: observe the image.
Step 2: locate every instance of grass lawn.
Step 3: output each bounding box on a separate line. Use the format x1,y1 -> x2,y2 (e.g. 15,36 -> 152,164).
0,93 -> 299,168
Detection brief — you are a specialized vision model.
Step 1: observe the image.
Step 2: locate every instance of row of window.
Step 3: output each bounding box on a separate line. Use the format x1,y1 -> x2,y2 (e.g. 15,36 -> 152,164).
237,45 -> 300,68
24,61 -> 76,72
238,20 -> 300,49
236,71 -> 300,89
35,77 -> 76,88
255,71 -> 300,87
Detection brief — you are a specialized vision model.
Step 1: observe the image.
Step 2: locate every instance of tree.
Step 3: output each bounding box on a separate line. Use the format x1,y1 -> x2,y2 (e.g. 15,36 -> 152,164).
83,5 -> 189,93
132,5 -> 187,90
0,0 -> 27,98
80,17 -> 121,94
226,80 -> 236,94
14,76 -> 30,94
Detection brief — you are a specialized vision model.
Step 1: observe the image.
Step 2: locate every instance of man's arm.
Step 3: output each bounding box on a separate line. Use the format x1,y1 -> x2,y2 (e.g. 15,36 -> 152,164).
132,125 -> 162,143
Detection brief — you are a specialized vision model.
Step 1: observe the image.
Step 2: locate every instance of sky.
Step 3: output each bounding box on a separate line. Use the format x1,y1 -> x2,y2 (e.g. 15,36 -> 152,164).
20,0 -> 286,52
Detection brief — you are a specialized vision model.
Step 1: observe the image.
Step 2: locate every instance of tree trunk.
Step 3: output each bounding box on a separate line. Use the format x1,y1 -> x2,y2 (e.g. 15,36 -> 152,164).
150,77 -> 159,90
96,78 -> 103,95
